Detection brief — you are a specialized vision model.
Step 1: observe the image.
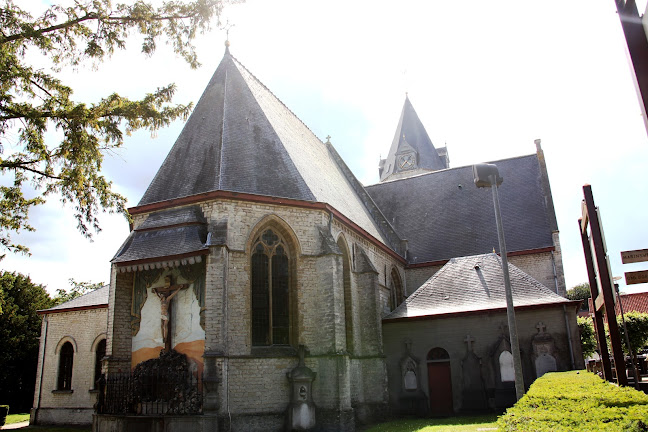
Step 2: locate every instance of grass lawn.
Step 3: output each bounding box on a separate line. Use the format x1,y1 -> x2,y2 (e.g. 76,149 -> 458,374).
5,413 -> 30,424
363,415 -> 499,432
3,414 -> 90,431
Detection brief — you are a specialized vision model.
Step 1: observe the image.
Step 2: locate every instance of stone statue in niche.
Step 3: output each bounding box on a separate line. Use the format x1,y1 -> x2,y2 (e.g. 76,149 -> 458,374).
153,275 -> 188,350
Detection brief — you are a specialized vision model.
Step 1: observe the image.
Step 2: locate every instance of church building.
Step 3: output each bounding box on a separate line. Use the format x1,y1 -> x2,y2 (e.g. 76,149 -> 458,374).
32,45 -> 582,431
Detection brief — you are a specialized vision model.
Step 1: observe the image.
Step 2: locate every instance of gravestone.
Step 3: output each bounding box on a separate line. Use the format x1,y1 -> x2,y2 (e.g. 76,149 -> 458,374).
461,335 -> 487,411
532,322 -> 557,378
397,339 -> 428,416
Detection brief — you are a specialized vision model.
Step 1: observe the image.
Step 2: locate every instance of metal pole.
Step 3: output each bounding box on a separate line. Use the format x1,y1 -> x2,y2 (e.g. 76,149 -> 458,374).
490,175 -> 525,400
616,283 -> 640,388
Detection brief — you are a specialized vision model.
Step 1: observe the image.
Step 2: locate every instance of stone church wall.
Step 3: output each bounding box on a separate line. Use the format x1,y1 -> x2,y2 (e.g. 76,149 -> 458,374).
202,199 -> 398,429
382,306 -> 583,414
32,308 -> 107,426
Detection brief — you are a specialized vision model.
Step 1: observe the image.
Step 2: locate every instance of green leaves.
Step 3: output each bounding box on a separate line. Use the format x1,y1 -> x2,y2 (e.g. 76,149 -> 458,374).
0,271 -> 54,411
577,316 -> 597,358
618,311 -> 648,357
0,0 -> 230,254
499,371 -> 648,431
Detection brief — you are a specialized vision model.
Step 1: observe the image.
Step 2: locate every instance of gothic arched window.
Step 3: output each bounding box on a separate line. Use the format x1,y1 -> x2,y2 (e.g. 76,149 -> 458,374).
251,229 -> 290,346
58,342 -> 74,390
390,268 -> 404,310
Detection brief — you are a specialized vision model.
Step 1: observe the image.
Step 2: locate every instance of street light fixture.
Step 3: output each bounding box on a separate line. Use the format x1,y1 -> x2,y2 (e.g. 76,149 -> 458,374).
473,163 -> 525,401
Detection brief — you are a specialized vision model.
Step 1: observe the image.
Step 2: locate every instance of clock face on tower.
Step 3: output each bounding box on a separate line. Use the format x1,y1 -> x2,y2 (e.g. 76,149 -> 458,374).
397,152 -> 416,171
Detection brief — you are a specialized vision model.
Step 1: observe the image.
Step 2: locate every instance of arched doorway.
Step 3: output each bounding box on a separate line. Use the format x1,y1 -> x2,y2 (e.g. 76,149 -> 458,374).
427,347 -> 453,416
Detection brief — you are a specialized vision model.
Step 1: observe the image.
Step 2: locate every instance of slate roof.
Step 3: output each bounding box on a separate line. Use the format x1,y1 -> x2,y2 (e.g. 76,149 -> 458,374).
384,253 -> 573,321
379,96 -> 446,181
137,49 -> 390,246
366,154 -> 554,265
112,206 -> 208,264
39,285 -> 109,314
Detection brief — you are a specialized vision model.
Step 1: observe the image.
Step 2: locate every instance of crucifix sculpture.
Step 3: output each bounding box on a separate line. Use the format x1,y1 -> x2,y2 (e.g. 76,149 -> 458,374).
153,275 -> 188,351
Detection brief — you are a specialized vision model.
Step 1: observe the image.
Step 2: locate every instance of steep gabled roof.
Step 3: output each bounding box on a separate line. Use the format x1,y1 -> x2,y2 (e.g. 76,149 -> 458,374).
379,96 -> 446,181
384,254 -> 572,321
367,154 -> 554,265
137,49 -> 393,248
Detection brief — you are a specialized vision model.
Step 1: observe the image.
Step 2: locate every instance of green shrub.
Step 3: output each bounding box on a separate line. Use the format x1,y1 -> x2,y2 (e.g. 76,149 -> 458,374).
0,405 -> 9,426
498,371 -> 648,432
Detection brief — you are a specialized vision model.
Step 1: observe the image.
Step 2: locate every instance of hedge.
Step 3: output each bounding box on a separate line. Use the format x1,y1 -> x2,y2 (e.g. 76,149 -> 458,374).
498,371 -> 648,431
0,405 -> 8,426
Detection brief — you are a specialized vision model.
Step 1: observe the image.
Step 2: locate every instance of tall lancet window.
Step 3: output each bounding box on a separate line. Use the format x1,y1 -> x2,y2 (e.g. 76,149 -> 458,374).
57,342 -> 74,390
251,229 -> 290,346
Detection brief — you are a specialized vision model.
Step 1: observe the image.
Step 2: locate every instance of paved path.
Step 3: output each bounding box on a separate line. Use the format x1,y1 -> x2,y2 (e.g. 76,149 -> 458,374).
0,421 -> 29,430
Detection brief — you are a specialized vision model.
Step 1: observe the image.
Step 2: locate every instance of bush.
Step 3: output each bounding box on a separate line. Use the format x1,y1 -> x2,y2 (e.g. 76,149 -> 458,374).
0,405 -> 9,426
498,371 -> 648,431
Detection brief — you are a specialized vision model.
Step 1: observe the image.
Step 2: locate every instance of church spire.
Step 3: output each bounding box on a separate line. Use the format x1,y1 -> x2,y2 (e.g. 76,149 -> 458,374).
379,96 -> 448,182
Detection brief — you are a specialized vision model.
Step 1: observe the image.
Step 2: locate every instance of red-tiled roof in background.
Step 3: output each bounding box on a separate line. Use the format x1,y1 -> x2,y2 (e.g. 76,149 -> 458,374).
587,290 -> 648,318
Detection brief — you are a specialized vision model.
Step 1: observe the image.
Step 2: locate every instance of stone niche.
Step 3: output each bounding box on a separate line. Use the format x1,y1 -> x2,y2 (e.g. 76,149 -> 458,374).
460,335 -> 487,412
396,340 -> 428,416
532,322 -> 557,379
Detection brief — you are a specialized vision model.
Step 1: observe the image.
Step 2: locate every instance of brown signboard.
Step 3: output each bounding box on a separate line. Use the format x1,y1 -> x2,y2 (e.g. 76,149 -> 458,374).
621,249 -> 648,264
625,270 -> 648,285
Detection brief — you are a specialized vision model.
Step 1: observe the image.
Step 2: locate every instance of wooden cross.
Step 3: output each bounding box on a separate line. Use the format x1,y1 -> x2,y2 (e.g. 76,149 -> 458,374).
464,334 -> 475,352
153,275 -> 188,351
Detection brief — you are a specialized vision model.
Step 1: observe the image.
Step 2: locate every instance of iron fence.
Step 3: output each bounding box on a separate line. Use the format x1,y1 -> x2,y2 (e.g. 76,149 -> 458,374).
97,369 -> 202,415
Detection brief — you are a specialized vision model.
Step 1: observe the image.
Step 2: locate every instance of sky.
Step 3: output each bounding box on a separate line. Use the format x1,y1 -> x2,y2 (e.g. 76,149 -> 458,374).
2,0 -> 648,296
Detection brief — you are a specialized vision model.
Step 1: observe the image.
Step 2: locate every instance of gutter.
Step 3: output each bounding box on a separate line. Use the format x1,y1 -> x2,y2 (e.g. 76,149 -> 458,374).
34,315 -> 48,425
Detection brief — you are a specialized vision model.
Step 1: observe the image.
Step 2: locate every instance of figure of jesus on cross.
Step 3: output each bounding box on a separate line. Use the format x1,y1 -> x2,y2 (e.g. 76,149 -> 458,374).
153,275 -> 188,351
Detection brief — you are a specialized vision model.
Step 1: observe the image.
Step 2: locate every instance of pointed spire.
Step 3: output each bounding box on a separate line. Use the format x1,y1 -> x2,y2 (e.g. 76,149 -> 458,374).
379,96 -> 447,182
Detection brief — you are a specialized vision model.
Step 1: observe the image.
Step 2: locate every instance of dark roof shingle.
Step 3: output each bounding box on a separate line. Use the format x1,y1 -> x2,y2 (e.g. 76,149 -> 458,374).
384,253 -> 571,321
40,285 -> 109,313
367,154 -> 554,264
135,52 -> 391,246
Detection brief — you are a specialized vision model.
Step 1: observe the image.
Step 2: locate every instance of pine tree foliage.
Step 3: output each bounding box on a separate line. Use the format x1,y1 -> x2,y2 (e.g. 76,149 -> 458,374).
0,0 -> 233,255
0,271 -> 54,412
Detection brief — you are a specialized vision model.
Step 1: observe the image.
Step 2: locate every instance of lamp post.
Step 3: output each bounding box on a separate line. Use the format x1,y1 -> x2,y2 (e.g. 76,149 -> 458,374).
614,279 -> 640,388
473,163 -> 525,401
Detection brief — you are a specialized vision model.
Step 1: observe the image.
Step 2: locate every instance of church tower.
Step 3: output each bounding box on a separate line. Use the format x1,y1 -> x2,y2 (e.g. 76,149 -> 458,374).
379,96 -> 449,182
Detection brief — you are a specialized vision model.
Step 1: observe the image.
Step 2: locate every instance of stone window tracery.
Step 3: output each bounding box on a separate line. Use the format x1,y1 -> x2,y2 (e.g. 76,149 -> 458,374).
251,229 -> 290,346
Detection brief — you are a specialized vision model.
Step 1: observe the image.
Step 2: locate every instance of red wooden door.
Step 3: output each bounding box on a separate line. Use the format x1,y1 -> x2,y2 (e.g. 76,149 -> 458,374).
427,361 -> 453,416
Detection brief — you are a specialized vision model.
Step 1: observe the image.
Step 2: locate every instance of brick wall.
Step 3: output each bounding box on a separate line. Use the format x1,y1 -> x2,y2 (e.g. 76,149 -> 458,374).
32,308 -> 107,425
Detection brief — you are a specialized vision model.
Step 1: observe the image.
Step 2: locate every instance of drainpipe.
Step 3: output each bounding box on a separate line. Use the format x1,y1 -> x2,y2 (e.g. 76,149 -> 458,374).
34,314 -> 49,424
563,305 -> 575,369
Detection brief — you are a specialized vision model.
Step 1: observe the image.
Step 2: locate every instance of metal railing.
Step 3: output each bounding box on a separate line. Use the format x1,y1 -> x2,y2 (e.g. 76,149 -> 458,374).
97,369 -> 202,415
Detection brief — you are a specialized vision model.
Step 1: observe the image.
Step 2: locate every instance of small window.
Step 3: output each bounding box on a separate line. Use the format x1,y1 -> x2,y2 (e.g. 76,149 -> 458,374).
58,342 -> 74,390
94,339 -> 106,389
